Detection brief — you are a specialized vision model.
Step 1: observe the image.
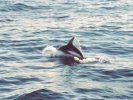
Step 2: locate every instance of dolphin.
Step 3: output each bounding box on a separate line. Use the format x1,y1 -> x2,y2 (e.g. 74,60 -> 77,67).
59,37 -> 84,60
42,37 -> 100,65
42,37 -> 84,65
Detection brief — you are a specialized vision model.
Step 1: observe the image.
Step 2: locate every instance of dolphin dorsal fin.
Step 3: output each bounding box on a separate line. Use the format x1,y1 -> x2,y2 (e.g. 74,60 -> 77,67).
59,37 -> 84,59
67,37 -> 75,46
67,37 -> 81,50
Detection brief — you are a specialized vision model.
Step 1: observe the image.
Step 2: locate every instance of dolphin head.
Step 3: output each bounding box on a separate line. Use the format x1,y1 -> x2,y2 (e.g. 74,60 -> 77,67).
59,37 -> 84,59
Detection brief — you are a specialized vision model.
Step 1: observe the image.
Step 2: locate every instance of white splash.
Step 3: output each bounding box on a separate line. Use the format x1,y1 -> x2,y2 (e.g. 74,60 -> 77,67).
74,57 -> 98,63
42,46 -> 62,57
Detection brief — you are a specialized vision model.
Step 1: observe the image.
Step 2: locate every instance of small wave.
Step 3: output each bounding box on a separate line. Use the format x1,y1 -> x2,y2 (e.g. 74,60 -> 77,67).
53,15 -> 69,21
0,18 -> 14,22
88,68 -> 133,82
101,69 -> 133,78
100,6 -> 117,10
98,44 -> 133,55
6,3 -> 37,11
75,88 -> 112,95
77,67 -> 133,82
0,79 -> 21,85
4,3 -> 53,12
15,89 -> 67,100
0,56 -> 20,61
100,25 -> 122,30
0,8 -> 8,12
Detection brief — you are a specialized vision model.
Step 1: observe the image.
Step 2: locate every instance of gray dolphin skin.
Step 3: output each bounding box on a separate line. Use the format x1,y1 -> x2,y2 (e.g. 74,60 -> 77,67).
59,37 -> 84,59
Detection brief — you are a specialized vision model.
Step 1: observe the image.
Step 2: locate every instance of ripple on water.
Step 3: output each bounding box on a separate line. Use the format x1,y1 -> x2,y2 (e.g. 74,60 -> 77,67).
0,0 -> 133,100
15,89 -> 67,100
5,3 -> 39,11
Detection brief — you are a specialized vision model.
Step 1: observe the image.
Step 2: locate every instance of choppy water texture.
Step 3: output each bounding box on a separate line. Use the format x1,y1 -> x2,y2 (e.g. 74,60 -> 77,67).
0,0 -> 133,100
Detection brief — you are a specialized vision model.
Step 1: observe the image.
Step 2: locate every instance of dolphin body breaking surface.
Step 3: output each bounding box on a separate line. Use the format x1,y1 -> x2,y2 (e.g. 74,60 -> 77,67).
42,37 -> 98,65
59,37 -> 84,60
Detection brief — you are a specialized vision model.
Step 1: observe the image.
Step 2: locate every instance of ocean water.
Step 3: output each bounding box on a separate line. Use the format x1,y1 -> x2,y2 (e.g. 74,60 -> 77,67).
0,0 -> 133,100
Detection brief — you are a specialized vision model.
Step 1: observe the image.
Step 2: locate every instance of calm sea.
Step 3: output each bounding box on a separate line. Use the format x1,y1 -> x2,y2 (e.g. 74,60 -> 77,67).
0,0 -> 133,100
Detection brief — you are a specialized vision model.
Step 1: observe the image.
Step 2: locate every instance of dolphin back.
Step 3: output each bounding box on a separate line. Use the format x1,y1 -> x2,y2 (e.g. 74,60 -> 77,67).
59,37 -> 84,59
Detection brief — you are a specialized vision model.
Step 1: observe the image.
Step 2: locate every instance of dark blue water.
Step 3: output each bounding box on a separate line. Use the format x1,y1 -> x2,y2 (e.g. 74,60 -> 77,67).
0,0 -> 133,100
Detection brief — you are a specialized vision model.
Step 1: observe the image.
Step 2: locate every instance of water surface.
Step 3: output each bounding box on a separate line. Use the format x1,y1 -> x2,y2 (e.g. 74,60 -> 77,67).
0,0 -> 133,100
